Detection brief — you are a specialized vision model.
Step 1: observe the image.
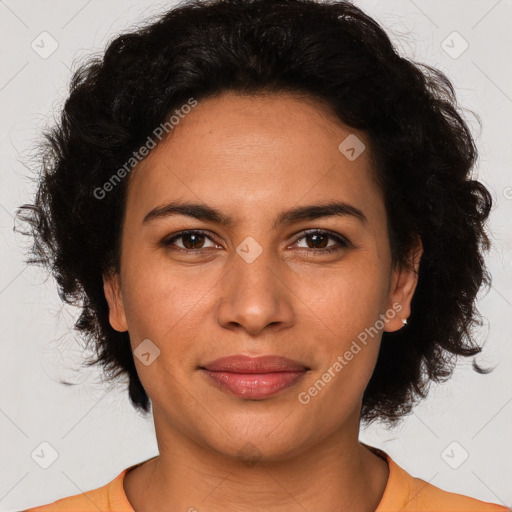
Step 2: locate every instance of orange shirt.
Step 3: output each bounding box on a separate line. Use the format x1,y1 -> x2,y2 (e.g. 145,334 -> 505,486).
23,448 -> 509,511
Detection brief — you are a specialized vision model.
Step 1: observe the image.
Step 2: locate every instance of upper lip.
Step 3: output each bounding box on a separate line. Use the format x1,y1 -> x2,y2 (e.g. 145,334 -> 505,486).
201,355 -> 309,373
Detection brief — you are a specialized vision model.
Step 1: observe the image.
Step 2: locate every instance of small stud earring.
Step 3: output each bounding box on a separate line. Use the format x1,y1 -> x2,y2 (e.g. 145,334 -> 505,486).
402,318 -> 408,326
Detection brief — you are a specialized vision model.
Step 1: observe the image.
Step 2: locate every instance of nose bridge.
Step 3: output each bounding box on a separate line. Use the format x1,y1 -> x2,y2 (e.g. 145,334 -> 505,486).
230,237 -> 279,304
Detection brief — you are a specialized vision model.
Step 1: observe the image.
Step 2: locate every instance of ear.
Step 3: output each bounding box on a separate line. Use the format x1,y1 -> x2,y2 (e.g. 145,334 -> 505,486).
103,271 -> 128,332
383,236 -> 423,332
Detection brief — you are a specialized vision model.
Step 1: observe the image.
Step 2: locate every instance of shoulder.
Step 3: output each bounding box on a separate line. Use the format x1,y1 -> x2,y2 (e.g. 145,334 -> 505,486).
20,467 -> 133,512
405,473 -> 510,511
366,445 -> 510,512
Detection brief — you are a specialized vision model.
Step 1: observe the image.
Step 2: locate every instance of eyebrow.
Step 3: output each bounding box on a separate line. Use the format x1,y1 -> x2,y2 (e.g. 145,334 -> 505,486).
143,199 -> 368,228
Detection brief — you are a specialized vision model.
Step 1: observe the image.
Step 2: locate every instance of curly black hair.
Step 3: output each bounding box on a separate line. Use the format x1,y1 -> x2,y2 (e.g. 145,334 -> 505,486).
16,0 -> 494,428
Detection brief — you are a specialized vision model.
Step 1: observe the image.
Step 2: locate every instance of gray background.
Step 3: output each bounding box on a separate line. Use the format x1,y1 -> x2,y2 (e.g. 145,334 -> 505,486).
1,0 -> 511,510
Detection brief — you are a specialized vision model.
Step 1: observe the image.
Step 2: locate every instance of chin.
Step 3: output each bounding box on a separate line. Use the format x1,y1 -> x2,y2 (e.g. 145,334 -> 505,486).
197,417 -> 315,465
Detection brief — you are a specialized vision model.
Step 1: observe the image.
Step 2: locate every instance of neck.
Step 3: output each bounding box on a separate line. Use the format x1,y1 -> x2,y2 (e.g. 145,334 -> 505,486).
124,412 -> 389,512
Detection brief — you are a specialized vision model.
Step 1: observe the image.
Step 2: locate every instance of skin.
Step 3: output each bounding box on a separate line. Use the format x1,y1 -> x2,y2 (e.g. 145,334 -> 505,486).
103,91 -> 423,512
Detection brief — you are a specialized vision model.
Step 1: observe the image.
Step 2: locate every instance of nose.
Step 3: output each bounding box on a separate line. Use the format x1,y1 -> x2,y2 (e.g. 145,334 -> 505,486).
215,248 -> 295,337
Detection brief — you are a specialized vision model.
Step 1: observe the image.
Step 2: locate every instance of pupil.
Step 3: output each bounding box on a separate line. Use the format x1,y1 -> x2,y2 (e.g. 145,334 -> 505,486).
184,233 -> 204,249
309,234 -> 327,249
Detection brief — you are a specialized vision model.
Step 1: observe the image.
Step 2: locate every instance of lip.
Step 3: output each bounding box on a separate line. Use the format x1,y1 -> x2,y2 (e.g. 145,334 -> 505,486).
202,355 -> 308,373
200,355 -> 309,399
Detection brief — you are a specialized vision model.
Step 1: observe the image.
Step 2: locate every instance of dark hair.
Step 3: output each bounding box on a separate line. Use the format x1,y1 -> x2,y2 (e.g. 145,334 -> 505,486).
16,0 -> 494,427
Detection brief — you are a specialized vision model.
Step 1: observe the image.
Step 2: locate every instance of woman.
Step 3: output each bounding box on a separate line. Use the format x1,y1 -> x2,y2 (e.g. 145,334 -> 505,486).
17,0 -> 508,510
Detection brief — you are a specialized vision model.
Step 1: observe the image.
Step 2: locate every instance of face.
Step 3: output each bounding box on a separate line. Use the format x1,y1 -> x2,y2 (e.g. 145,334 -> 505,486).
104,91 -> 421,462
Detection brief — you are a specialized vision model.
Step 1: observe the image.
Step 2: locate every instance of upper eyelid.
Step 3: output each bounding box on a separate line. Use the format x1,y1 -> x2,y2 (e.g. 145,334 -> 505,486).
165,229 -> 350,248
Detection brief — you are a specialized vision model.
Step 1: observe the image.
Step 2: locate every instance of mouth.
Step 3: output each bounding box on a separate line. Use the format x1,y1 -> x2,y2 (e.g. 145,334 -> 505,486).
199,355 -> 310,400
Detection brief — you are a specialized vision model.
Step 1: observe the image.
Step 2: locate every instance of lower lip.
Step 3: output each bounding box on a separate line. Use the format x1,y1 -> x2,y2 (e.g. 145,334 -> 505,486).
201,370 -> 308,399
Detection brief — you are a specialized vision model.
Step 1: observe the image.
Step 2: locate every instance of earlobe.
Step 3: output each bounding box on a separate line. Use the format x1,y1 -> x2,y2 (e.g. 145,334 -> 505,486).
103,272 -> 128,332
384,236 -> 423,332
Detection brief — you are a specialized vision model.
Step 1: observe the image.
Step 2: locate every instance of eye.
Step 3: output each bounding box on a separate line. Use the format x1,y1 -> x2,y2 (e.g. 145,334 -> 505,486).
162,230 -> 219,251
292,229 -> 352,254
162,229 -> 352,255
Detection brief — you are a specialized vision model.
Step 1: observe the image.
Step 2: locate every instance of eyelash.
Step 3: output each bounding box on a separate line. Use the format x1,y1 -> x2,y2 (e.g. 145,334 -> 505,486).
162,229 -> 352,255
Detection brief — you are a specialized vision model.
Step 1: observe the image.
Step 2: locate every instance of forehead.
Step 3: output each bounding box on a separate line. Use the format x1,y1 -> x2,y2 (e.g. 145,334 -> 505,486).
125,91 -> 383,226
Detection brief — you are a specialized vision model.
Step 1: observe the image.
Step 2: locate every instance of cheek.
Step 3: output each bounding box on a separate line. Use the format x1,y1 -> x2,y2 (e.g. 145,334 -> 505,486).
120,254 -> 220,354
299,257 -> 386,329
296,260 -> 388,385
